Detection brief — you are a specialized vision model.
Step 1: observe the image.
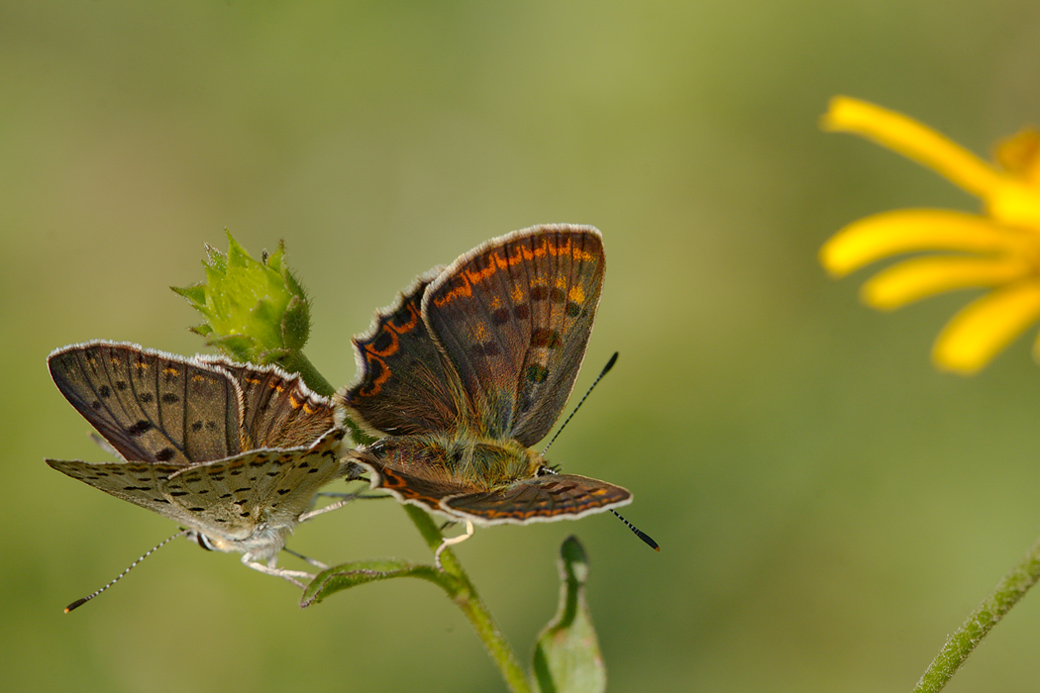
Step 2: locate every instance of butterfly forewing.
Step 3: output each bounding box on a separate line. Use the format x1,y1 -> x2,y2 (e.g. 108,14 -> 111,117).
49,342 -> 242,465
423,225 -> 604,444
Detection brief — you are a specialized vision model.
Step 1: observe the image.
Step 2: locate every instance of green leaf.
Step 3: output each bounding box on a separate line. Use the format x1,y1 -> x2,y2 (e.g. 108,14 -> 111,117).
532,536 -> 607,693
170,282 -> 207,307
300,560 -> 452,608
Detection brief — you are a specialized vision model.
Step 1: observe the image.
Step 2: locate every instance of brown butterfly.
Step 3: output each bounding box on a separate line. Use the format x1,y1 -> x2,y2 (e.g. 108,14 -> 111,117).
48,341 -> 349,595
341,225 -> 646,558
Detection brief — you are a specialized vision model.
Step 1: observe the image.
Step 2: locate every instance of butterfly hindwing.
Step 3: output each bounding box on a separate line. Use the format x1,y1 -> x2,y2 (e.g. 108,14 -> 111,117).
206,359 -> 337,449
351,442 -> 477,515
442,473 -> 631,524
46,457 -> 191,519
341,273 -> 469,437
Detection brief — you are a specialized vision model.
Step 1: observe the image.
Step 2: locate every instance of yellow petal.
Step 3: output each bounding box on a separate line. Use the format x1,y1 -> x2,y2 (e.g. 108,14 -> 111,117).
862,255 -> 1030,310
985,179 -> 1040,230
994,128 -> 1040,181
932,282 -> 1040,374
820,209 -> 1032,277
822,96 -> 1005,199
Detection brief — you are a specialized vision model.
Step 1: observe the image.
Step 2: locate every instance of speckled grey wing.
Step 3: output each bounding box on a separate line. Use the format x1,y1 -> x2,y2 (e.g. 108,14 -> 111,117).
47,428 -> 347,544
441,474 -> 631,525
48,341 -> 243,465
45,457 -> 205,526
159,427 -> 348,539
203,358 -> 337,449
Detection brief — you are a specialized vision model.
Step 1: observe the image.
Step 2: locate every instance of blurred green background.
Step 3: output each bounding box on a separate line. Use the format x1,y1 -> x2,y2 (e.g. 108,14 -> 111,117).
5,2 -> 1040,691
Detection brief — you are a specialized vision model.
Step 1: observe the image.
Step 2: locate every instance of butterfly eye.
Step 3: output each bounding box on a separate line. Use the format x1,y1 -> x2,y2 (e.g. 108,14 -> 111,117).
193,532 -> 216,552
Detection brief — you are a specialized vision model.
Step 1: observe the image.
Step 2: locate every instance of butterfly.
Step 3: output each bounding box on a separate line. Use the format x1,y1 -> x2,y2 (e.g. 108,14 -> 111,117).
47,341 -> 349,591
340,225 -> 634,557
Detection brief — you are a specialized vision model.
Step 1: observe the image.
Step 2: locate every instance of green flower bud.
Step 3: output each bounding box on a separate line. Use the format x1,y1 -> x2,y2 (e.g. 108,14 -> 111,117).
172,231 -> 311,365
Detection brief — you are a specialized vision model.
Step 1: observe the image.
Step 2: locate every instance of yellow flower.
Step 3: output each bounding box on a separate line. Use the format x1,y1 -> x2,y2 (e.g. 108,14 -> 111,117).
820,96 -> 1040,374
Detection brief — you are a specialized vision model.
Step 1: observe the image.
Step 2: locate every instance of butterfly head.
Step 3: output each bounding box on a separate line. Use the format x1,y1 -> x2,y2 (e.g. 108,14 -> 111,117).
185,521 -> 289,564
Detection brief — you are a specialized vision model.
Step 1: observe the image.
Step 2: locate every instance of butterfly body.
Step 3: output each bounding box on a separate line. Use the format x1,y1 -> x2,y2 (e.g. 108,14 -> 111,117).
342,225 -> 633,526
365,433 -> 540,492
47,341 -> 347,572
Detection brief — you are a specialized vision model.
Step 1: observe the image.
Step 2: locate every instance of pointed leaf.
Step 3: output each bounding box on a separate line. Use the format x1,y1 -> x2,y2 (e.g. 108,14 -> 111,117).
532,536 -> 606,693
171,282 -> 207,307
301,560 -> 448,607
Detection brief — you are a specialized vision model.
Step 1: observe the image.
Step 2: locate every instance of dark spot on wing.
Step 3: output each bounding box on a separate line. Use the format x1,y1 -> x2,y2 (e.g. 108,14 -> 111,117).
128,420 -> 152,436
526,364 -> 548,383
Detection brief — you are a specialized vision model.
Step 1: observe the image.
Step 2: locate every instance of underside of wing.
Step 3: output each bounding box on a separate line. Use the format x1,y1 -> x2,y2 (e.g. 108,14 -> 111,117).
46,457 -> 202,526
48,341 -> 242,464
163,428 -> 348,537
442,473 -> 631,525
203,358 -> 337,449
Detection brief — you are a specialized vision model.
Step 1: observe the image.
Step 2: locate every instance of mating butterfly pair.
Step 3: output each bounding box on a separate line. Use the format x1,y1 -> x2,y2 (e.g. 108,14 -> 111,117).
48,225 -> 639,603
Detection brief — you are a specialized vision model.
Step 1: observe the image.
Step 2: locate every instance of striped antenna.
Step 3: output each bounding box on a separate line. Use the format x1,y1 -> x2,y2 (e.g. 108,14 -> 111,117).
538,352 -> 660,551
64,529 -> 189,613
541,352 -> 618,457
611,509 -> 660,551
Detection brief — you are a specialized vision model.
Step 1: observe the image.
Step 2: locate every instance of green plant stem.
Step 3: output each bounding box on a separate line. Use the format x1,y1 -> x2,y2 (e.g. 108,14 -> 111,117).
914,532 -> 1040,693
278,351 -> 336,397
403,505 -> 531,693
290,354 -> 528,691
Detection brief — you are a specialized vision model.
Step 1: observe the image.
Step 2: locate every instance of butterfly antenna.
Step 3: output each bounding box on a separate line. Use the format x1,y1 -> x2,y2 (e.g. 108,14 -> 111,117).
541,352 -> 618,456
611,509 -> 660,551
63,529 -> 189,613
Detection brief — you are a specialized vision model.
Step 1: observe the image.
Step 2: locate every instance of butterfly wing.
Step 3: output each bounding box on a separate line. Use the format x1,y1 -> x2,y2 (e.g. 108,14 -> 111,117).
442,473 -> 631,525
349,441 -> 478,517
340,272 -> 469,437
49,428 -> 347,558
46,457 -> 196,522
162,428 -> 348,554
205,359 -> 337,449
48,341 -> 243,464
422,225 -> 604,445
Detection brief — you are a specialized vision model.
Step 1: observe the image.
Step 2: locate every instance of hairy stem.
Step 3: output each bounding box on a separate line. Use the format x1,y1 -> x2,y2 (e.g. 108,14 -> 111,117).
403,505 -> 531,693
914,532 -> 1040,692
292,359 -> 529,692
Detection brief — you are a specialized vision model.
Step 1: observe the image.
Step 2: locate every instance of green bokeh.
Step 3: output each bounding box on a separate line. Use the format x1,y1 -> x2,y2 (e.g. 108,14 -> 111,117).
6,2 -> 1040,691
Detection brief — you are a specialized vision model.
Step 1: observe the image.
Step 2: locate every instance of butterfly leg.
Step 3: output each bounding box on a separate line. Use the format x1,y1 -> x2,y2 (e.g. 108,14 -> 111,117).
241,554 -> 315,588
282,546 -> 330,571
434,519 -> 474,570
297,489 -> 368,522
